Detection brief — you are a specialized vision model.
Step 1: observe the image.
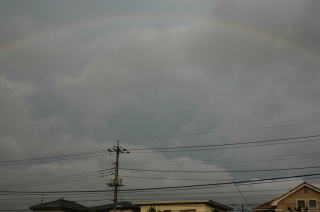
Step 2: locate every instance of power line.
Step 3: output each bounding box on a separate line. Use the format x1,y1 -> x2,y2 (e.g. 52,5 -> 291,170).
0,171 -> 319,194
119,119 -> 320,141
233,180 -> 251,211
113,164 -> 320,173
1,133 -> 320,165
0,168 -> 113,189
0,187 -> 290,200
130,134 -> 320,152
118,173 -> 320,192
2,154 -> 319,189
0,150 -> 104,166
2,158 -> 319,192
128,138 -> 320,153
119,175 -> 231,182
119,174 -> 320,193
127,151 -> 320,164
75,193 -> 280,203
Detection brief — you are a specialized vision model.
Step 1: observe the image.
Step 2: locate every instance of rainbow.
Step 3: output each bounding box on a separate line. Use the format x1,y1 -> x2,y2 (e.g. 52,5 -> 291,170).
0,14 -> 319,64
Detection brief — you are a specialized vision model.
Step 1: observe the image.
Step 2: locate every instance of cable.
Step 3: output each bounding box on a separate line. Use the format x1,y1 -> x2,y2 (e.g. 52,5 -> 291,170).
1,133 -> 320,165
0,171 -> 319,194
119,173 -> 320,192
119,120 -> 320,141
0,150 -> 104,166
119,175 -> 231,182
126,151 -> 320,165
0,168 -> 113,189
120,188 -> 288,194
0,188 -> 287,200
130,138 -> 320,153
113,164 -> 320,173
8,158 -> 308,189
233,180 -> 251,210
77,193 -> 281,202
131,134 -> 320,151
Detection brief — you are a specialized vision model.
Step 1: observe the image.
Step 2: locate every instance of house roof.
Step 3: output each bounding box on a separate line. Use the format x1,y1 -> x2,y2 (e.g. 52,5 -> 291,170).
254,182 -> 320,211
133,199 -> 233,211
88,201 -> 140,212
30,198 -> 87,211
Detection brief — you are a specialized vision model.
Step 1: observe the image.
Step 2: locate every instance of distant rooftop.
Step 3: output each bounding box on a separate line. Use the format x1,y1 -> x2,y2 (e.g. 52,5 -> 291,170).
30,198 -> 87,211
88,201 -> 140,212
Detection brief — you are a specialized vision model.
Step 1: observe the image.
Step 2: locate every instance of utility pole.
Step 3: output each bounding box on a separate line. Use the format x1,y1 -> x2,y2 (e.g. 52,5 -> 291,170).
41,194 -> 46,204
106,140 -> 129,203
241,204 -> 244,212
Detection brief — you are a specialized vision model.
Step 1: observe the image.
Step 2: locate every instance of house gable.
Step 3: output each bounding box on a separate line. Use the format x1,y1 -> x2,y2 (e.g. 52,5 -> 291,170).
271,182 -> 320,206
254,182 -> 320,211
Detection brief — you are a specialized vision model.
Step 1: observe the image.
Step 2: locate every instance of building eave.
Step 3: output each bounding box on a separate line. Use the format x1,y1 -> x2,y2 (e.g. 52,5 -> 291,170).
254,182 -> 320,210
133,200 -> 232,211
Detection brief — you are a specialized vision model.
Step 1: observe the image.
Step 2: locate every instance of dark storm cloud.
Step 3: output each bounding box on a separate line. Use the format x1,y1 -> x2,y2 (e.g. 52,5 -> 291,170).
1,0 -> 320,210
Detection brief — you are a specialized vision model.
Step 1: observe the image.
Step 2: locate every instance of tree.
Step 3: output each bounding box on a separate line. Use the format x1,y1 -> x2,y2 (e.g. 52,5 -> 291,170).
148,206 -> 157,212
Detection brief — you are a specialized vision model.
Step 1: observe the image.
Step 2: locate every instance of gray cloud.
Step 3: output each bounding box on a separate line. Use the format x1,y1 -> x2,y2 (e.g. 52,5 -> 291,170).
1,0 -> 320,210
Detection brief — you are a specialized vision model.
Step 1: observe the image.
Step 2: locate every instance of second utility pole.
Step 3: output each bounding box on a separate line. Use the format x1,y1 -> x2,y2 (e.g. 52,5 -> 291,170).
106,140 -> 129,203
114,140 -> 120,203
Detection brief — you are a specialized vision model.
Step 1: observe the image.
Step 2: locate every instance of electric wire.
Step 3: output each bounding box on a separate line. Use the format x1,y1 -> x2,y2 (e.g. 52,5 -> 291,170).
1,133 -> 320,165
130,134 -> 320,151
103,164 -> 320,173
0,171 -> 319,194
119,120 -> 320,141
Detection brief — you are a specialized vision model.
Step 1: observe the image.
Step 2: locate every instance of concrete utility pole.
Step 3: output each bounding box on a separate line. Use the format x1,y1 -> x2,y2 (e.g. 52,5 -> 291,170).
106,140 -> 129,203
41,194 -> 46,204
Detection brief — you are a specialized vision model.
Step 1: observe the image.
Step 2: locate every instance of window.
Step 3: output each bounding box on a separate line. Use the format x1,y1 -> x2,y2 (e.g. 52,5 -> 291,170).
309,200 -> 317,208
297,200 -> 306,208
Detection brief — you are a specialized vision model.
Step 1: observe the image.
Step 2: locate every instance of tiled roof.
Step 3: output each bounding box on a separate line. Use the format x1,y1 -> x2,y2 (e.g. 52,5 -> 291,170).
30,198 -> 87,211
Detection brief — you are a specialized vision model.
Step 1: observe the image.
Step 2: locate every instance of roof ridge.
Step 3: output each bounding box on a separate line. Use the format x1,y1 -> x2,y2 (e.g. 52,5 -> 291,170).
30,198 -> 87,210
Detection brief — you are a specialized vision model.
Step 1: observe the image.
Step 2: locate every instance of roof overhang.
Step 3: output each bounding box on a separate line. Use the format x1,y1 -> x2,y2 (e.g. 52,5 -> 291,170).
133,200 -> 232,211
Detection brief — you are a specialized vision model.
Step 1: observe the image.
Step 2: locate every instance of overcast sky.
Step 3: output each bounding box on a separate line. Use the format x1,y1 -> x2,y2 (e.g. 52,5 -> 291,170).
1,0 -> 320,211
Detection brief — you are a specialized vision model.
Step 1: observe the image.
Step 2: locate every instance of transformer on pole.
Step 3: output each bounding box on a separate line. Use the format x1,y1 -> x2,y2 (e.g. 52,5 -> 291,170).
106,140 -> 129,203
